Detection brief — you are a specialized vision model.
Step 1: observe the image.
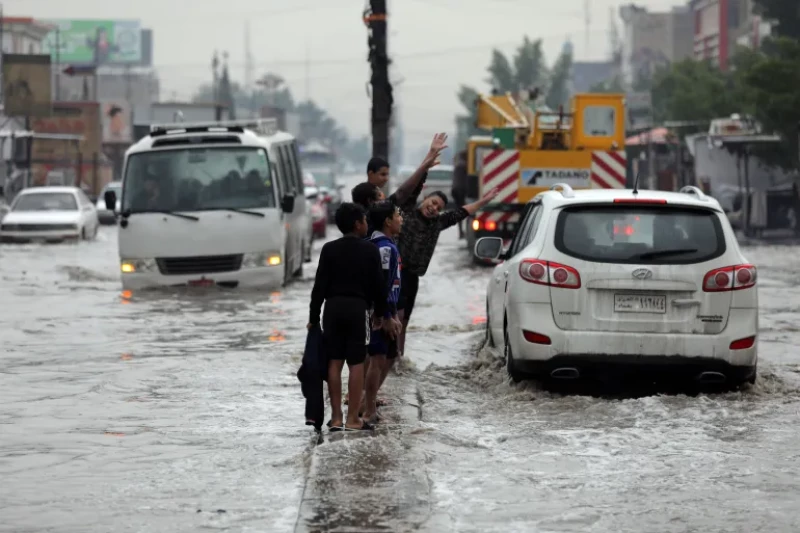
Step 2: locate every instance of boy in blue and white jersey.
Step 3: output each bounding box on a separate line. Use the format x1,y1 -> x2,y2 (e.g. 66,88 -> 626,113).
363,200 -> 403,424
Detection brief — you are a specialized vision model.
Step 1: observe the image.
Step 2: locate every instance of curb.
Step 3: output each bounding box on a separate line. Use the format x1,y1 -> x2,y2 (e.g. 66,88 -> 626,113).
294,377 -> 431,533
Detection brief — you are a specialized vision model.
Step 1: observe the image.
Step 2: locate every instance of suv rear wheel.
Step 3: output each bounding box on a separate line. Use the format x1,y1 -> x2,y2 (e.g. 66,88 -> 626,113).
484,301 -> 495,347
504,327 -> 525,383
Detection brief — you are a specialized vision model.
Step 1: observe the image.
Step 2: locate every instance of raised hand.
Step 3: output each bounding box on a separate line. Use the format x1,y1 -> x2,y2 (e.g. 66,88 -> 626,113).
423,132 -> 448,169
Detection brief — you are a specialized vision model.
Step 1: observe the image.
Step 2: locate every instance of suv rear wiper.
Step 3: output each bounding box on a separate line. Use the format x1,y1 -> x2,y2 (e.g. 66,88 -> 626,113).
223,208 -> 264,218
636,248 -> 699,260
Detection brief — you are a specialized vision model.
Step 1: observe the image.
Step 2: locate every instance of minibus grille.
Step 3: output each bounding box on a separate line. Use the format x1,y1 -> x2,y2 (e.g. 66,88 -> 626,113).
156,254 -> 243,275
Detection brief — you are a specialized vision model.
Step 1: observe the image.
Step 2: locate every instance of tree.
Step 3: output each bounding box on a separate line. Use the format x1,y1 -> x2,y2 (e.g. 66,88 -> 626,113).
485,50 -> 516,92
457,36 -> 553,132
743,36 -> 800,166
649,59 -> 738,124
192,78 -> 294,115
545,47 -> 573,109
513,37 -> 546,89
752,0 -> 800,40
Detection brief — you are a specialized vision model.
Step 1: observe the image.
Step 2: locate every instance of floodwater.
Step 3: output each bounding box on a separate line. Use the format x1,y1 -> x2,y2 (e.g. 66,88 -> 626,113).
2,193 -> 800,532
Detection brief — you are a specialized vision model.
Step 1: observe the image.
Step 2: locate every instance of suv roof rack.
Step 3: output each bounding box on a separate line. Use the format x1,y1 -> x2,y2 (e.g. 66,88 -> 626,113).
149,118 -> 279,137
550,183 -> 575,198
679,185 -> 709,201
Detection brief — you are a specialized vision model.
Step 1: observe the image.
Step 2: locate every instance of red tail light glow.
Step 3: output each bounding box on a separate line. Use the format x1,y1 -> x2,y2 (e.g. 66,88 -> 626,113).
613,225 -> 635,235
729,336 -> 756,350
519,259 -> 581,289
613,198 -> 667,204
485,220 -> 497,231
703,264 -> 756,292
523,330 -> 552,345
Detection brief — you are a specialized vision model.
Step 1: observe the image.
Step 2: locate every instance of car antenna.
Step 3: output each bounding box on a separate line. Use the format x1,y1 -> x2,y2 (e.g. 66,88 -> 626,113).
632,165 -> 642,195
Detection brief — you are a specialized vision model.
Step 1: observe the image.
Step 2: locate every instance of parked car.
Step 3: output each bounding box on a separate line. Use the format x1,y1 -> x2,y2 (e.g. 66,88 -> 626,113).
96,181 -> 122,224
476,184 -> 758,388
0,186 -> 100,243
306,168 -> 343,222
304,172 -> 327,240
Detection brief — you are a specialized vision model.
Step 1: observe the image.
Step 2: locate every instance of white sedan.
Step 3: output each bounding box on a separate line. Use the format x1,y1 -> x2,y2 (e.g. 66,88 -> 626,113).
0,186 -> 100,243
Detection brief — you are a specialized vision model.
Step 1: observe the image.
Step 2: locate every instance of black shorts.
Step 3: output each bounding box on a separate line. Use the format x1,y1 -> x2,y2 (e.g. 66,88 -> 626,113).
397,270 -> 420,321
322,297 -> 369,366
368,328 -> 399,359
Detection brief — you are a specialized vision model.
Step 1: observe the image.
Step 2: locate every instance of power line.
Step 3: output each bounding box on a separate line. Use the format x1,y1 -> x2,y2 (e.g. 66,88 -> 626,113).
153,29 -> 609,70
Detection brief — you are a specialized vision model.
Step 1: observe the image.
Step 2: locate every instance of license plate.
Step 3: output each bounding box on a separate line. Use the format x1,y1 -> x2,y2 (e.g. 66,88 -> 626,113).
188,279 -> 214,287
614,293 -> 666,314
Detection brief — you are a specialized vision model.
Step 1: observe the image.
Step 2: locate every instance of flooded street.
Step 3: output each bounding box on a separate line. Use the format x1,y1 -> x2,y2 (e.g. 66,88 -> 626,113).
3,195 -> 800,532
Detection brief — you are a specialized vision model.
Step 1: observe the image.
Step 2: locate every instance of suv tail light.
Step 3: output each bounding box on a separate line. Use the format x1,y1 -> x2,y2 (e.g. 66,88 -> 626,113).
519,259 -> 581,289
613,198 -> 667,204
703,264 -> 757,292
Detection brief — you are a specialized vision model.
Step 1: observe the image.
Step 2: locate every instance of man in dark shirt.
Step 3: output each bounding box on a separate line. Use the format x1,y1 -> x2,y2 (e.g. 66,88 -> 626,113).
395,186 -> 500,357
308,203 -> 388,431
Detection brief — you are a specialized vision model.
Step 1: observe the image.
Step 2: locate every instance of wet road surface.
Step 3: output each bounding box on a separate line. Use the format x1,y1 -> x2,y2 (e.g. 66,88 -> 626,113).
2,188 -> 800,532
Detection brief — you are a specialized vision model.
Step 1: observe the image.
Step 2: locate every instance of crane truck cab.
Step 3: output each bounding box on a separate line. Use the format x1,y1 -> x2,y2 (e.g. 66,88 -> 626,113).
464,91 -> 627,263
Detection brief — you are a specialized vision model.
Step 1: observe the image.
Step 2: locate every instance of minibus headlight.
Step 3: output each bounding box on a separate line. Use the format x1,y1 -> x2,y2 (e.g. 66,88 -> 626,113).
120,258 -> 156,273
242,252 -> 281,268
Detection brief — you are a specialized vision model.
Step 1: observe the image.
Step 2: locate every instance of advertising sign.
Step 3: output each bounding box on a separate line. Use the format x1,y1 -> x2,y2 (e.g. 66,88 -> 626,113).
522,168 -> 591,187
42,20 -> 142,65
100,100 -> 132,143
2,54 -> 52,117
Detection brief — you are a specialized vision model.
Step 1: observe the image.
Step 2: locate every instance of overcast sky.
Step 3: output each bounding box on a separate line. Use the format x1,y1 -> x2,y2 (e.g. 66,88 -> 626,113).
11,0 -> 686,150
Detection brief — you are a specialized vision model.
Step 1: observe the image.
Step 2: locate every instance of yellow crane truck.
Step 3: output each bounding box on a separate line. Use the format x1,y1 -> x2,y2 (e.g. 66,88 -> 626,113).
463,91 -> 628,261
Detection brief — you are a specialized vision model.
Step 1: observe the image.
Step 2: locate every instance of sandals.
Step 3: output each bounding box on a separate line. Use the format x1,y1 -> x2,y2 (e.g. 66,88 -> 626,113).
329,420 -> 375,432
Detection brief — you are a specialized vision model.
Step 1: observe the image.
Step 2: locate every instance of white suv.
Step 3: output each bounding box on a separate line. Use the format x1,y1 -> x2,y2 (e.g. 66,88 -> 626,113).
476,184 -> 758,388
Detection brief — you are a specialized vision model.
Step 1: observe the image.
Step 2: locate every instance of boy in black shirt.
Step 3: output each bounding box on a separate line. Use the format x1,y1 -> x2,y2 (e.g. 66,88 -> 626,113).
308,203 -> 387,431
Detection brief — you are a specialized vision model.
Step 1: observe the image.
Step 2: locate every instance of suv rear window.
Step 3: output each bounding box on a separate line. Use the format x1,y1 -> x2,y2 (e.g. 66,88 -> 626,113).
554,205 -> 726,264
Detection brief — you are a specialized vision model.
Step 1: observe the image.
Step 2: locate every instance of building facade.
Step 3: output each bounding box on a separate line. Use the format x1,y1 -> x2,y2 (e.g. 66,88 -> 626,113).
1,17 -> 51,55
691,0 -> 772,70
619,4 -> 694,88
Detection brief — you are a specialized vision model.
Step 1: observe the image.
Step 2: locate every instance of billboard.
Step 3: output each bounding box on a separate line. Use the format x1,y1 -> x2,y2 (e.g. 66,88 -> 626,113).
100,100 -> 132,143
2,54 -> 52,117
42,20 -> 142,66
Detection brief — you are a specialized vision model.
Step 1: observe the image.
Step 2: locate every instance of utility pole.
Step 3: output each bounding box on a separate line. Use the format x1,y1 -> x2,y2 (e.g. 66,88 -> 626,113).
212,51 -> 221,121
365,0 -> 392,161
304,40 -> 310,101
54,27 -> 61,101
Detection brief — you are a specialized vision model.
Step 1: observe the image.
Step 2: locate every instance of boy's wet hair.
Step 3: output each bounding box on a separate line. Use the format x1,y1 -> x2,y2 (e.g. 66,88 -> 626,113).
367,156 -> 389,174
351,182 -> 381,208
368,200 -> 398,232
335,202 -> 367,234
426,191 -> 448,205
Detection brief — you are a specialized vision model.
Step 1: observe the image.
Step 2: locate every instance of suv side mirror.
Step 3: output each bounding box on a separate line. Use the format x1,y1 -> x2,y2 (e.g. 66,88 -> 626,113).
474,236 -> 504,260
281,194 -> 295,213
104,190 -> 117,211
